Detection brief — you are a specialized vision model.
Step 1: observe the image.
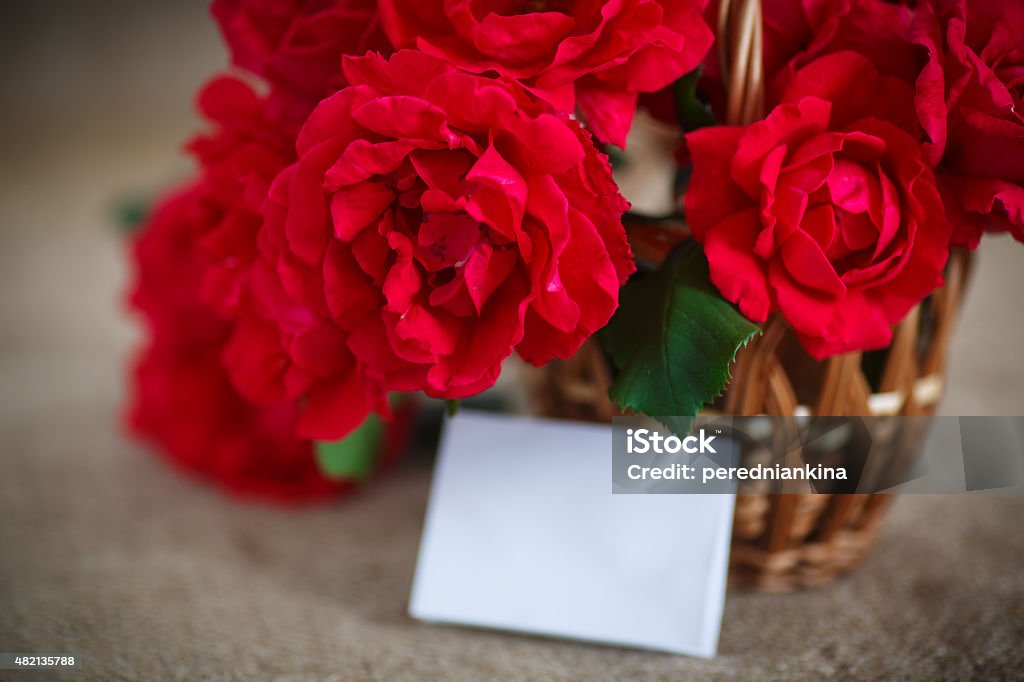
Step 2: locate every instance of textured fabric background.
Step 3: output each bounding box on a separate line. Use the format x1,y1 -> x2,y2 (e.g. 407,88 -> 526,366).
0,2 -> 1022,680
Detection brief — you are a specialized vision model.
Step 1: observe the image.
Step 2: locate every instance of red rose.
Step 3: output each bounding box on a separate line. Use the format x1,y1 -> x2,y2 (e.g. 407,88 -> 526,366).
378,0 -> 712,147
130,342 -> 348,503
182,75 -> 390,442
769,0 -> 924,93
129,186 -> 231,353
225,50 -> 633,438
211,0 -> 392,123
921,0 -> 1024,246
701,1 -> 945,161
188,75 -> 295,317
127,185 -> 349,503
222,278 -> 388,441
703,1 -> 916,96
686,52 -> 951,358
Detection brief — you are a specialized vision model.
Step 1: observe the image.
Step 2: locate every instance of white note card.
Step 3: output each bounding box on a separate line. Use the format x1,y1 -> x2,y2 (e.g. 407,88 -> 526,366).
409,411 -> 734,657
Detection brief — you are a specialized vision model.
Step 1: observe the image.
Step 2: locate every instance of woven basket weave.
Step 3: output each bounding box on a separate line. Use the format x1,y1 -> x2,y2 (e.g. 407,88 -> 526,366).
532,0 -> 973,591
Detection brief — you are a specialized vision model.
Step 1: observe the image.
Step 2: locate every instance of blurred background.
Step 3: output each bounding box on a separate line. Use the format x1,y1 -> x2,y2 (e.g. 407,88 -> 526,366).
0,2 -> 1021,680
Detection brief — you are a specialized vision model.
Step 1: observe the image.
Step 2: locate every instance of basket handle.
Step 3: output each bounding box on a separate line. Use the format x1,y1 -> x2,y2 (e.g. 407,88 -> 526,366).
717,0 -> 764,125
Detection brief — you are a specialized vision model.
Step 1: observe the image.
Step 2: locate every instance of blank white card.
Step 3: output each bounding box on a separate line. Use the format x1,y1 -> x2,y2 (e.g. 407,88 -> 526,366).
409,411 -> 734,657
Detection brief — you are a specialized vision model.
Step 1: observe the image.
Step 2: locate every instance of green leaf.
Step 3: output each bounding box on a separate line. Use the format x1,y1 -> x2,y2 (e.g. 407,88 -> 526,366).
674,67 -> 716,131
314,414 -> 383,481
602,241 -> 761,436
114,194 -> 151,235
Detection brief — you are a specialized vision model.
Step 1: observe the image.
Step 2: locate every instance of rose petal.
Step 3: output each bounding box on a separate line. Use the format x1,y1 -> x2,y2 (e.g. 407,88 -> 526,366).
330,182 -> 394,242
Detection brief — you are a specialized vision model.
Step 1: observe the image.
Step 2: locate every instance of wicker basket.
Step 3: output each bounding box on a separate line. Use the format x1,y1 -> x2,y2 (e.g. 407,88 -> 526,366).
531,0 -> 973,591
533,248 -> 970,591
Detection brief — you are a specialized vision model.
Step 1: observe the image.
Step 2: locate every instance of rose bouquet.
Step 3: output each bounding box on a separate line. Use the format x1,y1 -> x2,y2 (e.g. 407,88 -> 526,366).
127,0 -> 1020,520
